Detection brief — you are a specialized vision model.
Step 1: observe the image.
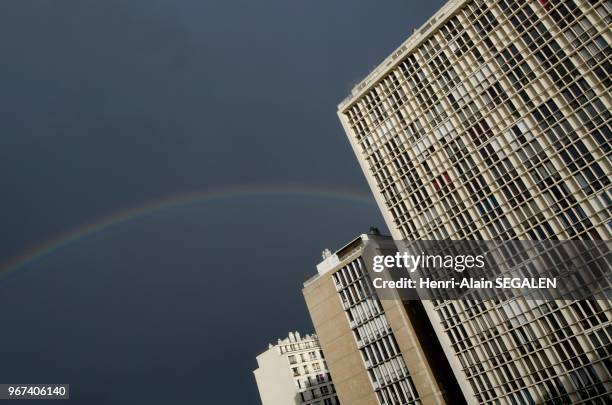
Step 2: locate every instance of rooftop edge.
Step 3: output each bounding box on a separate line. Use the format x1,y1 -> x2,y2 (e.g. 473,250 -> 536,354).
337,0 -> 464,112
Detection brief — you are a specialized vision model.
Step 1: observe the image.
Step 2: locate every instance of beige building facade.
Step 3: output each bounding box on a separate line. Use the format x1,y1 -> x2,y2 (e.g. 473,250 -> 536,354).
337,0 -> 611,404
303,231 -> 463,405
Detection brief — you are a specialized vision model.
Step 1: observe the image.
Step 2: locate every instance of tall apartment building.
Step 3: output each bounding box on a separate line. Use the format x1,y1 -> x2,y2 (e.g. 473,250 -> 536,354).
303,230 -> 463,405
254,331 -> 339,405
337,0 -> 611,404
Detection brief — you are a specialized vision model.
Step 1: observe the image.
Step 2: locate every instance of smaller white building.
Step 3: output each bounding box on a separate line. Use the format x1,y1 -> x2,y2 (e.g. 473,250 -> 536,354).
254,331 -> 340,405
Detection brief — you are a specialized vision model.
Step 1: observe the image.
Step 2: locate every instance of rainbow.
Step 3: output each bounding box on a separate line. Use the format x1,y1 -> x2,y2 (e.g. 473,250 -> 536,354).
0,185 -> 376,278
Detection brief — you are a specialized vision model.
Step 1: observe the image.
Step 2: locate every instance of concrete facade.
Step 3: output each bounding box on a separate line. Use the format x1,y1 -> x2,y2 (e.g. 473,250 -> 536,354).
303,232 -> 462,405
337,0 -> 612,403
303,260 -> 377,405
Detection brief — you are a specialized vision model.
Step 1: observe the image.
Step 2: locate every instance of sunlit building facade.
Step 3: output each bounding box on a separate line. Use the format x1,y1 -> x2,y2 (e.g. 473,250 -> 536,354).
338,0 -> 612,403
254,332 -> 339,405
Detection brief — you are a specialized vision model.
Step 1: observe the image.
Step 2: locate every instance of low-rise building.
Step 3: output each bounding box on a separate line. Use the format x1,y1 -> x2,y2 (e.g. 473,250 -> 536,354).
254,331 -> 340,405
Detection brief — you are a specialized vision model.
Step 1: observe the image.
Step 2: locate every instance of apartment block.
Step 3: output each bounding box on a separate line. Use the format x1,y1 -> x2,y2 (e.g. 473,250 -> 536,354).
254,331 -> 339,405
303,231 -> 463,405
337,0 -> 611,403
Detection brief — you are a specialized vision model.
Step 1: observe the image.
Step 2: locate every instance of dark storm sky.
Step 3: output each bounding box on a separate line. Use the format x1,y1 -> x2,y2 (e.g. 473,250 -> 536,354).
0,1 -> 445,403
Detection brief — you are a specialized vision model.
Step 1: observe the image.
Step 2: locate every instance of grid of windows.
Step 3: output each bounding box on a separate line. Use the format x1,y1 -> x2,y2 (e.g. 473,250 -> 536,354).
332,258 -> 421,405
340,0 -> 611,403
279,337 -> 340,405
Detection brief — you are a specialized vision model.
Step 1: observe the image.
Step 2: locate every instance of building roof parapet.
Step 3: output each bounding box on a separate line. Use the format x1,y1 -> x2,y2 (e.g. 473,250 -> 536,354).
338,0 -> 464,112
